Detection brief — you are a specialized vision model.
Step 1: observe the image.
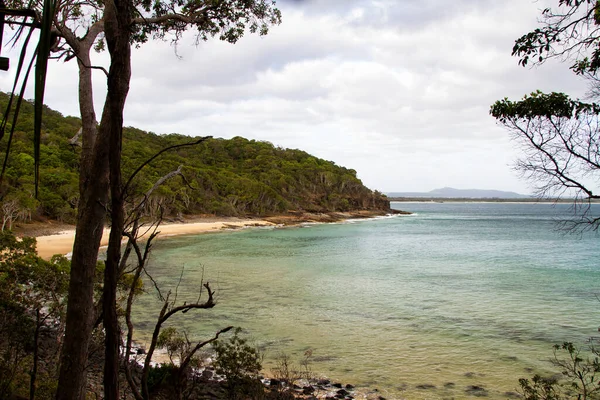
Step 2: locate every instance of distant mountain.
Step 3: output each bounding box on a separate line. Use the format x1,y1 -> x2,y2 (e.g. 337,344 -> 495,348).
386,187 -> 531,199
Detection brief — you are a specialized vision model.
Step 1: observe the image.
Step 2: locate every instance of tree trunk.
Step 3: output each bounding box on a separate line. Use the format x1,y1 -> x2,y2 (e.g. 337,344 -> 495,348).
101,1 -> 132,399
56,38 -> 107,400
76,52 -> 99,189
56,105 -> 110,400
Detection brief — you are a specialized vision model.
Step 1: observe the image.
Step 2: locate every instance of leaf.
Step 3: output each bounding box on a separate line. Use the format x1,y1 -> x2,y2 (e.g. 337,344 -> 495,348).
33,0 -> 57,197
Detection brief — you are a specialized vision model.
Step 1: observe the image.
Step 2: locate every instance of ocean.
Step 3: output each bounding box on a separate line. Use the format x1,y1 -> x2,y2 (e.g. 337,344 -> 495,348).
135,202 -> 600,399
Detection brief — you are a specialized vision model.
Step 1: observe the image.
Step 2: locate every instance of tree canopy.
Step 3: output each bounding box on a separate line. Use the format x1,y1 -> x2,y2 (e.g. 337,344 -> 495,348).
0,92 -> 389,226
491,1 -> 600,231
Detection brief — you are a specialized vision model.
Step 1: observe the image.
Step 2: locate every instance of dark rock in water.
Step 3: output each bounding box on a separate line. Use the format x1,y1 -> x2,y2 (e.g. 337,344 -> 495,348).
504,392 -> 521,398
318,379 -> 331,385
345,383 -> 355,390
333,382 -> 343,388
377,396 -> 387,400
444,382 -> 456,388
416,384 -> 436,390
269,378 -> 281,386
464,372 -> 476,378
336,389 -> 349,396
201,369 -> 213,379
465,385 -> 489,397
303,385 -> 315,394
136,348 -> 145,355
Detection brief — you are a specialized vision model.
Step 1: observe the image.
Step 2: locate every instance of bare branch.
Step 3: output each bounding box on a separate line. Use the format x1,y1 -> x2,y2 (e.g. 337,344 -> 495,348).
123,136 -> 211,196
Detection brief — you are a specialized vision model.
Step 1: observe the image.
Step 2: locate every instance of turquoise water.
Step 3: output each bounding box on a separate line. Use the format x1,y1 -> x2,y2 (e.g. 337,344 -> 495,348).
136,202 -> 600,399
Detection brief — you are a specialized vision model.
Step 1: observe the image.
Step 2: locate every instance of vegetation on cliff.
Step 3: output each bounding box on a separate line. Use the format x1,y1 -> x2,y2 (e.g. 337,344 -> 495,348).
0,92 -> 389,226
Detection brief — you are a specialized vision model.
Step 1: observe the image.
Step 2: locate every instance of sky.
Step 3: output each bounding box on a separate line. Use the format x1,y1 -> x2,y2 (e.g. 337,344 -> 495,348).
0,0 -> 590,194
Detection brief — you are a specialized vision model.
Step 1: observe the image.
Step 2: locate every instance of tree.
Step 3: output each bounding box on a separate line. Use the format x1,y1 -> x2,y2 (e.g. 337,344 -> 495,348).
491,0 -> 600,232
490,92 -> 600,231
3,1 -> 281,399
492,2 -> 600,397
0,231 -> 70,399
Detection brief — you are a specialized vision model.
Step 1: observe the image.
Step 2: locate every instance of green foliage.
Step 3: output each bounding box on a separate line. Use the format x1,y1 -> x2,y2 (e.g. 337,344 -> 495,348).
490,91 -> 600,121
0,231 -> 69,399
0,92 -> 389,222
520,375 -> 562,400
519,342 -> 600,400
133,0 -> 281,45
146,363 -> 178,394
213,327 -> 262,396
512,1 -> 600,75
157,326 -> 190,366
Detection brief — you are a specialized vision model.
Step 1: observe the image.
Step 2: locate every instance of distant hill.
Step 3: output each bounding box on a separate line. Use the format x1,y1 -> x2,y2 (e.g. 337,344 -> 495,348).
0,92 -> 390,223
387,187 -> 531,199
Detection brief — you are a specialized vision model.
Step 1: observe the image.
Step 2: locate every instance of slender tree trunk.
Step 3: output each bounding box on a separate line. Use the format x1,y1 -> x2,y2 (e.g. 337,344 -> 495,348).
76,52 -> 99,188
101,1 -> 132,399
29,309 -> 40,400
56,107 -> 110,400
56,38 -> 108,400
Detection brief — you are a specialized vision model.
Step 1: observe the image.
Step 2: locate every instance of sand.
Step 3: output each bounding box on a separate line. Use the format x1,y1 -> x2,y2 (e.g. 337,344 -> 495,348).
34,219 -> 275,259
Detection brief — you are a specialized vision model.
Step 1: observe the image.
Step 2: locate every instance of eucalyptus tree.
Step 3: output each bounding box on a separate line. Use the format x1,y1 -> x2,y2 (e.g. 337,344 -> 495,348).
491,0 -> 600,232
7,1 -> 281,399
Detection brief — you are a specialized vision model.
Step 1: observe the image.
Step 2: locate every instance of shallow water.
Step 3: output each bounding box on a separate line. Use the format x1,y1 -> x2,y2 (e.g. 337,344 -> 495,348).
134,202 -> 600,399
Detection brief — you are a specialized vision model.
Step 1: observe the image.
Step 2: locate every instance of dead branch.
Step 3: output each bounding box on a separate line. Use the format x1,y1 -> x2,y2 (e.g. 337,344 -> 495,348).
179,326 -> 233,373
141,282 -> 216,399
123,136 -> 211,197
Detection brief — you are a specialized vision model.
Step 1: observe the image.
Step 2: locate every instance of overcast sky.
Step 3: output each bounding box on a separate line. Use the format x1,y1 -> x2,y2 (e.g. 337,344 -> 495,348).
0,0 -> 590,194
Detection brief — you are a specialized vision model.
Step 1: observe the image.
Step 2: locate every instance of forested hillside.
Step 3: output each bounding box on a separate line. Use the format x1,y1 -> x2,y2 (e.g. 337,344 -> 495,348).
0,92 -> 389,225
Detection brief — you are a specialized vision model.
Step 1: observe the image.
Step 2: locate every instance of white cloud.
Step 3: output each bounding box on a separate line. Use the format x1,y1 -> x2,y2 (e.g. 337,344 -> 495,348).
0,0 -> 589,194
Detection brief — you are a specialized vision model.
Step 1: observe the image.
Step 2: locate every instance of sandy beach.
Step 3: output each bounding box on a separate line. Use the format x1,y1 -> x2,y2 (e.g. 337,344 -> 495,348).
34,219 -> 275,259
28,210 -> 398,259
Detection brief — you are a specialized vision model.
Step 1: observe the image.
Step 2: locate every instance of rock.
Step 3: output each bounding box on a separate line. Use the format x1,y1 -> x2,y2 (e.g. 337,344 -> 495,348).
336,389 -> 349,396
444,382 -> 456,388
270,378 -> 281,386
345,384 -> 355,390
201,369 -> 213,379
504,392 -> 521,398
333,382 -> 343,388
318,379 -> 331,385
465,385 -> 489,397
303,385 -> 316,394
136,348 -> 145,355
416,384 -> 436,390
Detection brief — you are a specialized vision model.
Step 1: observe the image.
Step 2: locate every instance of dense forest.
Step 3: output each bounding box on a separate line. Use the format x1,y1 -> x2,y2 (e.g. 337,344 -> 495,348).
0,92 -> 389,226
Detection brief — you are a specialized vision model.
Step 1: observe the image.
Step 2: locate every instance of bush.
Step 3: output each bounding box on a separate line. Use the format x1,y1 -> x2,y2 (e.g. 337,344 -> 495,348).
519,342 -> 600,400
213,328 -> 263,398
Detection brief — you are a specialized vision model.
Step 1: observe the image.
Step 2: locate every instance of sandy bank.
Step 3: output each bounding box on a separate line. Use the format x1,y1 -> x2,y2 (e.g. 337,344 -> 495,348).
29,209 -> 404,259
34,218 -> 275,259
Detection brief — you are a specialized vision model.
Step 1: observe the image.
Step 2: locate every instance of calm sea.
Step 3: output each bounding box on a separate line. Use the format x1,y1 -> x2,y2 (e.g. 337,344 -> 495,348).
135,202 -> 600,399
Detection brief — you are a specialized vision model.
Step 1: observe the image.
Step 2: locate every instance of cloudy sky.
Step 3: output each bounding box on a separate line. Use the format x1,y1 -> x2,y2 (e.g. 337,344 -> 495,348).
0,0 -> 589,194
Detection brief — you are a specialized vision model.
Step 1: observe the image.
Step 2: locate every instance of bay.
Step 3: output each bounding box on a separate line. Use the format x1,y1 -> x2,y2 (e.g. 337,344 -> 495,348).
135,202 -> 600,399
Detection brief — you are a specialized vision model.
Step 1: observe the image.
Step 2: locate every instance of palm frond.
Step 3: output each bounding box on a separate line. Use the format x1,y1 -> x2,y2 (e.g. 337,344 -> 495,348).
33,0 -> 56,196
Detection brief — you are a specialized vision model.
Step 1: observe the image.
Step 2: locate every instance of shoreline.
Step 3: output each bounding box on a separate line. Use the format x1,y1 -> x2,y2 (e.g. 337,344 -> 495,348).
25,210 -> 398,260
